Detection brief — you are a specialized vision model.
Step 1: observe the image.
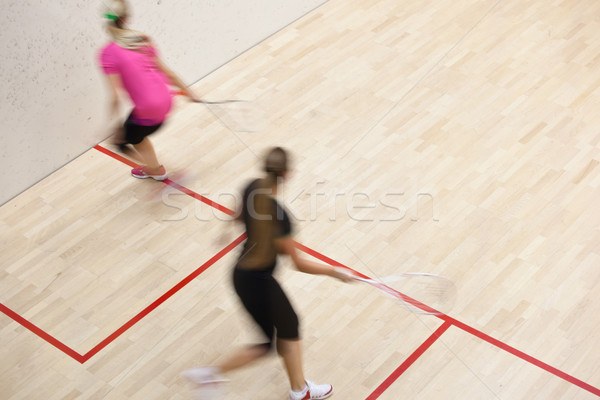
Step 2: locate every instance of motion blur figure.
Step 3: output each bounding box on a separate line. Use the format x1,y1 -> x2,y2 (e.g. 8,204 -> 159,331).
98,0 -> 200,180
182,147 -> 355,400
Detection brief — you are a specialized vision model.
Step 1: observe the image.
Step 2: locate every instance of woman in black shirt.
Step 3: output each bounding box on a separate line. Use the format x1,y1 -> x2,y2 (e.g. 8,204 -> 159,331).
183,147 -> 354,400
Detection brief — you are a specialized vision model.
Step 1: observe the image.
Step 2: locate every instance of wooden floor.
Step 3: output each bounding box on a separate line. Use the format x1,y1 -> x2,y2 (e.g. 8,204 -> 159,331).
2,0 -> 600,398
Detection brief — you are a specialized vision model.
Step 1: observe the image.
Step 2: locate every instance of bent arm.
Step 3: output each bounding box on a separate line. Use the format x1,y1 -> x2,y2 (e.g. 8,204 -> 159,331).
154,55 -> 201,102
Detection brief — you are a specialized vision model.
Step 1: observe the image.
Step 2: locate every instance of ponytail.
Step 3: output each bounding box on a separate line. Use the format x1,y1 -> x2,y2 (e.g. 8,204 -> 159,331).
103,0 -> 150,51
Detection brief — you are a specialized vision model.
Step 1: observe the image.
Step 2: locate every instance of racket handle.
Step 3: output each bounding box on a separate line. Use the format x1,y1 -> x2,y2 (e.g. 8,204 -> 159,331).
173,90 -> 205,103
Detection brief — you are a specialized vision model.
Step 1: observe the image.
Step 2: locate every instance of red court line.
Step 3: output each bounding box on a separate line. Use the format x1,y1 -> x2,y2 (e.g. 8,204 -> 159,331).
365,321 -> 452,400
297,243 -> 600,397
0,234 -> 245,363
80,232 -> 245,362
443,316 -> 600,397
93,145 -> 235,216
296,241 -> 443,314
93,144 -> 137,168
12,144 -> 592,396
165,179 -> 234,216
0,302 -> 85,362
93,145 -> 600,396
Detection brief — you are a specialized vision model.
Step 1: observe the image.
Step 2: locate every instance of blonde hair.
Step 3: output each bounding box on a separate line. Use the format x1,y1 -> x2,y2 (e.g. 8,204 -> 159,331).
103,0 -> 150,51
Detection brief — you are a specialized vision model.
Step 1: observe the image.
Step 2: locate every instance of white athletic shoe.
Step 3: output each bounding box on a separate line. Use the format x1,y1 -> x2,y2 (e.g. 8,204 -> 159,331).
289,381 -> 334,400
181,367 -> 227,400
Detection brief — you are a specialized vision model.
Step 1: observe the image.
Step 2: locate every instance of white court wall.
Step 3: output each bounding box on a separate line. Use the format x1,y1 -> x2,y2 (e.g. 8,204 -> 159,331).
0,0 -> 327,205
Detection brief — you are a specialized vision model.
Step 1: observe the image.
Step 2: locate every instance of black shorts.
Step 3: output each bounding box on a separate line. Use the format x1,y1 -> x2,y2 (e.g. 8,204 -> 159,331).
124,113 -> 163,145
233,265 -> 300,348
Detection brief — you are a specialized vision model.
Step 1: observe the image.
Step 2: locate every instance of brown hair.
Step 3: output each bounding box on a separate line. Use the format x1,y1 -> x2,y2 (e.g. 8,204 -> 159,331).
264,147 -> 288,179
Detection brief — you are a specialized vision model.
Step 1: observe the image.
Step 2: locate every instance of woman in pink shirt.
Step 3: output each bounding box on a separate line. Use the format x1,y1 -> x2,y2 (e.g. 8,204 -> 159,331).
99,0 -> 199,180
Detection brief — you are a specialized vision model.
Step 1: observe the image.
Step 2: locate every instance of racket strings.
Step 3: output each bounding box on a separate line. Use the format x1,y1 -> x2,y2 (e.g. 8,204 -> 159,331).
374,274 -> 457,315
204,101 -> 265,132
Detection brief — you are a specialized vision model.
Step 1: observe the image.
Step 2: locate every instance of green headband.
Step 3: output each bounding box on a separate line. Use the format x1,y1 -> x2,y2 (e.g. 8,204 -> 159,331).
104,13 -> 119,21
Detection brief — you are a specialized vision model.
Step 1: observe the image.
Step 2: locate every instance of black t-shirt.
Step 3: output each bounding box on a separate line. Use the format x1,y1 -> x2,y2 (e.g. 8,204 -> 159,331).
237,179 -> 292,270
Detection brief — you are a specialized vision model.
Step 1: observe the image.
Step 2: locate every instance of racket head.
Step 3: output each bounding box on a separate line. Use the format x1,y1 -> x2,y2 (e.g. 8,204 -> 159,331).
204,101 -> 265,132
173,91 -> 266,132
356,272 -> 457,315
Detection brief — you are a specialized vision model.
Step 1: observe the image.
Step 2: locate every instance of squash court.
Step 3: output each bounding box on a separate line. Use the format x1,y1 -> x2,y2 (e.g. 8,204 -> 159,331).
1,0 -> 600,398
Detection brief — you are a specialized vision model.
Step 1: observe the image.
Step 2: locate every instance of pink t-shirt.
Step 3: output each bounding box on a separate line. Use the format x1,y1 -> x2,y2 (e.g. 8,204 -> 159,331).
99,42 -> 173,125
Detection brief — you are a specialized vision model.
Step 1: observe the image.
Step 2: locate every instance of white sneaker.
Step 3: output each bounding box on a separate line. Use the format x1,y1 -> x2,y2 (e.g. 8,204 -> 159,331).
181,367 -> 227,400
289,380 -> 334,400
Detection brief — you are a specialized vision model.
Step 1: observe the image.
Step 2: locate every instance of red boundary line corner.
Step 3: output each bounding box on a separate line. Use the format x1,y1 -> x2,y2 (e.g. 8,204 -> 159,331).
366,321 -> 452,400
0,233 -> 245,364
1,144 -> 598,399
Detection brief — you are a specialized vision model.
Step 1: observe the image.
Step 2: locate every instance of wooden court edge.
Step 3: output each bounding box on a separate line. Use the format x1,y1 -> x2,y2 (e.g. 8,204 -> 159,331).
0,144 -> 598,398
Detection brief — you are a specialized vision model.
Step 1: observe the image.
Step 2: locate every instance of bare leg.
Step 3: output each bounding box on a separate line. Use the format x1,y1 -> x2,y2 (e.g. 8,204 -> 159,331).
121,146 -> 144,164
132,137 -> 161,170
110,125 -> 144,164
218,344 -> 270,374
277,339 -> 306,392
